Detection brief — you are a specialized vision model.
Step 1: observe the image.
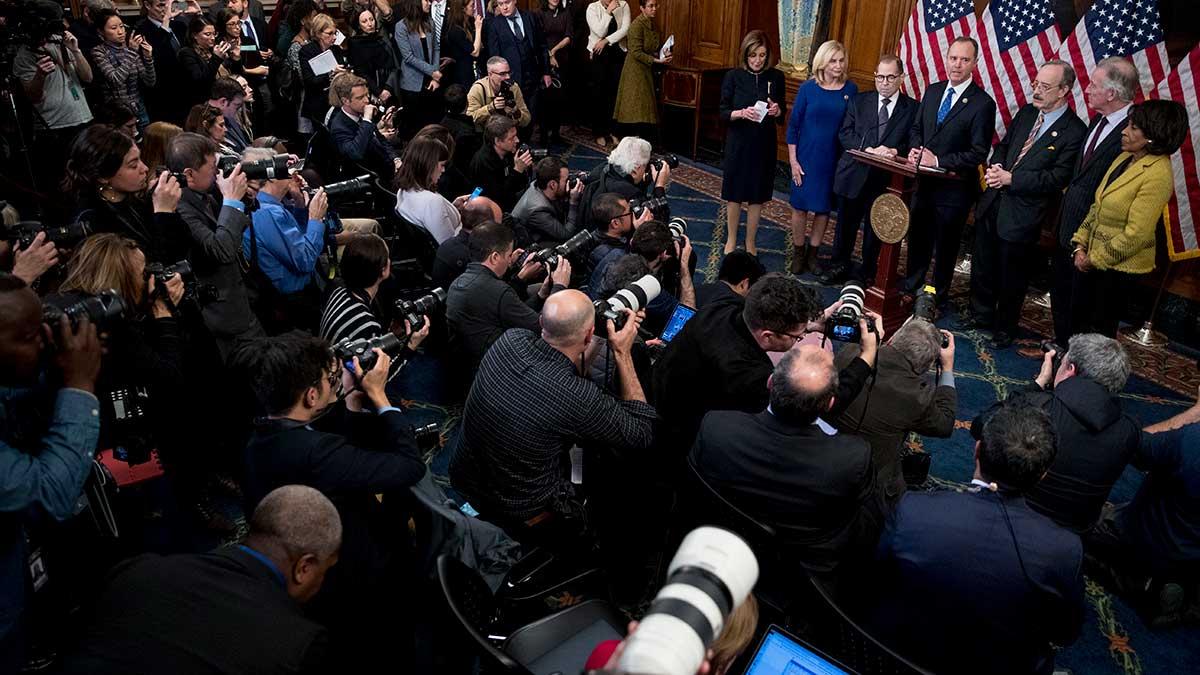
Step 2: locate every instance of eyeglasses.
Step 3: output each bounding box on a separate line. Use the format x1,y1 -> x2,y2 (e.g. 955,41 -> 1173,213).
314,364 -> 342,395
492,70 -> 511,76
775,329 -> 809,344
1031,80 -> 1063,94
874,73 -> 900,82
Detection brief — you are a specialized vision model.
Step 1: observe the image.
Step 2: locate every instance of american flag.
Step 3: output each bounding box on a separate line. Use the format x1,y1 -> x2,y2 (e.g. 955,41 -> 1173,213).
974,0 -> 1062,138
1152,45 -> 1200,261
1058,0 -> 1169,113
900,0 -> 977,102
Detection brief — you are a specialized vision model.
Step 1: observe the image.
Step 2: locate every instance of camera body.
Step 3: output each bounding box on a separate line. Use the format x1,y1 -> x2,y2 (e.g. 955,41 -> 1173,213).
394,287 -> 447,335
825,283 -> 877,343
43,291 -> 127,331
650,153 -> 680,173
529,229 -> 598,271
107,385 -> 156,465
145,259 -> 193,288
594,274 -> 661,336
497,78 -> 515,103
5,220 -> 93,249
334,332 -> 403,372
630,196 -> 668,219
566,170 -> 588,191
1040,340 -> 1065,388
411,422 -> 441,451
516,144 -> 550,162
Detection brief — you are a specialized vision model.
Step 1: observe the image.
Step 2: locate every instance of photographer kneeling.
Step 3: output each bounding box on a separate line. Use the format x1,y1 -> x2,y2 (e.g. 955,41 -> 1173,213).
240,147 -> 334,333
446,221 -> 571,379
513,157 -> 585,246
0,273 -> 101,670
831,317 -> 957,505
579,136 -> 671,224
319,233 -> 430,358
238,333 -> 426,672
592,222 -> 694,335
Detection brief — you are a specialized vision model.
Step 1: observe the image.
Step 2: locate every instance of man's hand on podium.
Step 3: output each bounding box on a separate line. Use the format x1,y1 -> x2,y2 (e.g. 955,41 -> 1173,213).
865,146 -> 899,160
907,147 -> 939,167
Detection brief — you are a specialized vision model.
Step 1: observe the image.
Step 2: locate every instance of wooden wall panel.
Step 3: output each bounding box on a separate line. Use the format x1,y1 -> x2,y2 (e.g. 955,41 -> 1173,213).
828,0 -> 913,92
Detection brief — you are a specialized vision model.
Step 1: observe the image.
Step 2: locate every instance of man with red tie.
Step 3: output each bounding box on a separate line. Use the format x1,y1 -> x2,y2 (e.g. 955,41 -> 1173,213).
1050,56 -> 1138,345
962,60 -> 1086,349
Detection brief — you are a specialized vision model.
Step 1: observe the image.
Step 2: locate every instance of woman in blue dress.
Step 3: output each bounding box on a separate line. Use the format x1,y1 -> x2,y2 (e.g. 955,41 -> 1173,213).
786,40 -> 855,275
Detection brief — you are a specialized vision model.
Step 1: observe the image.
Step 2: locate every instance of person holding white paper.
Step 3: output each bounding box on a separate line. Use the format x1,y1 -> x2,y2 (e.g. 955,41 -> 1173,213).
612,0 -> 669,142
298,13 -> 346,127
718,30 -> 785,256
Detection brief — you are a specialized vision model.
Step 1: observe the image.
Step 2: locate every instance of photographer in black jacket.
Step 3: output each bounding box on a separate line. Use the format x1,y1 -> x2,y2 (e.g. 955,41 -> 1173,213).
238,333 -> 426,673
579,136 -> 671,228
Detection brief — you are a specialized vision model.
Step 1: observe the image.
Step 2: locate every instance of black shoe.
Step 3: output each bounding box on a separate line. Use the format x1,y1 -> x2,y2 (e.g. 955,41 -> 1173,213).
818,263 -> 849,285
991,331 -> 1014,349
954,315 -> 991,331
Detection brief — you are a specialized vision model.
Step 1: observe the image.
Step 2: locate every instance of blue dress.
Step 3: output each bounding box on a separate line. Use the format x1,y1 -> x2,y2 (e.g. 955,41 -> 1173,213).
786,79 -> 858,213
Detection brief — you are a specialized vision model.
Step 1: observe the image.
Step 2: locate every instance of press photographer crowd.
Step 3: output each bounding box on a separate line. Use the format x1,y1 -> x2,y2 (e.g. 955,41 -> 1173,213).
1,0 -> 1198,673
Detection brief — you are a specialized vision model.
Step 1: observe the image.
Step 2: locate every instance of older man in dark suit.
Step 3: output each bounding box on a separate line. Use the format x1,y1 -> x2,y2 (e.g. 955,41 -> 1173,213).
902,37 -> 996,298
823,54 -> 918,285
964,60 -> 1087,349
1051,57 -> 1137,345
867,399 -> 1084,675
690,344 -> 884,580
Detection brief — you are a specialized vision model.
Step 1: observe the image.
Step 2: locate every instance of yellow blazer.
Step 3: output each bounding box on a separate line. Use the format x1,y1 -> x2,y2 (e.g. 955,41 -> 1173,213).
1071,152 -> 1173,274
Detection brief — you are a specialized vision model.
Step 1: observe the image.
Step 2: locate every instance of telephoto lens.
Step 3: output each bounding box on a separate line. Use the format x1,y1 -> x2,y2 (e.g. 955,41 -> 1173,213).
221,154 -> 293,180
531,229 -> 600,269
318,175 -> 373,199
631,196 -> 669,218
666,217 -> 687,241
912,285 -> 938,323
594,274 -> 662,334
651,153 -> 680,171
617,527 -> 759,675
145,260 -> 194,287
825,283 -> 866,343
6,219 -> 94,249
516,144 -> 550,161
335,333 -> 403,372
43,290 -> 128,330
395,287 -> 447,334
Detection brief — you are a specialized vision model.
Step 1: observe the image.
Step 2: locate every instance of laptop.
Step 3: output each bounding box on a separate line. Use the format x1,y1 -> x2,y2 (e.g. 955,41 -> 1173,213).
743,624 -> 854,675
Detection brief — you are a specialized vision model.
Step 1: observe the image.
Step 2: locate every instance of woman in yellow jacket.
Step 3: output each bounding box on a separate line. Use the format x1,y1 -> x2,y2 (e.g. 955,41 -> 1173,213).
1070,99 -> 1187,337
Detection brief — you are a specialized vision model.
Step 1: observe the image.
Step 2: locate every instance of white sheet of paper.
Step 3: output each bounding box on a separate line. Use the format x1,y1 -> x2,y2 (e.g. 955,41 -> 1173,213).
752,100 -> 769,123
308,49 -> 338,76
334,30 -> 346,46
659,34 -> 674,60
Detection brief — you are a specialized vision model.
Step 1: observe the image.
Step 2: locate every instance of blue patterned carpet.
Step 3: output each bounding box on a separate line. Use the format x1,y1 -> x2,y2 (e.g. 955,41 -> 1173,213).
392,139 -> 1200,675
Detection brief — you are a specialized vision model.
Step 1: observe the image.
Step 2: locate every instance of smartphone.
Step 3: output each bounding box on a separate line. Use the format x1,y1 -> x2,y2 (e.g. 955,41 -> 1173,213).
659,304 -> 697,343
468,187 -> 482,201
171,0 -> 185,12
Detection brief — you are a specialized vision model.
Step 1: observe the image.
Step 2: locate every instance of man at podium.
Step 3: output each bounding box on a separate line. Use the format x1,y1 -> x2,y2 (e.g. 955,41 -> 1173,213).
823,55 -> 918,286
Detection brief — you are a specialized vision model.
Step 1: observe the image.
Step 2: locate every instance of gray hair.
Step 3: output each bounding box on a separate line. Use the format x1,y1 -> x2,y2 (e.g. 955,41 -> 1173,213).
249,485 -> 342,561
486,56 -> 509,71
86,0 -> 116,13
890,319 -> 942,373
1042,58 -> 1076,91
769,346 -> 837,426
1065,333 -> 1130,394
1096,56 -> 1137,103
607,136 -> 652,177
240,147 -> 275,163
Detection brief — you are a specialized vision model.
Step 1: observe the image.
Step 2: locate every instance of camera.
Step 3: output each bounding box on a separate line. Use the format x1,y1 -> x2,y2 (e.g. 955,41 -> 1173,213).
566,170 -> 588,191
1,0 -> 66,49
594,274 -> 661,334
107,385 -> 155,465
145,259 -> 193,288
219,153 -> 293,180
516,144 -> 550,162
497,78 -> 514,102
334,332 -> 403,372
666,217 -> 687,242
529,229 -> 599,270
825,282 -> 876,343
5,219 -> 93,249
911,285 -> 948,348
1040,340 -> 1065,389
43,290 -> 128,331
394,287 -> 447,335
616,527 -> 759,675
310,174 -> 372,200
412,422 -> 441,451
631,196 -> 668,219
650,153 -> 680,173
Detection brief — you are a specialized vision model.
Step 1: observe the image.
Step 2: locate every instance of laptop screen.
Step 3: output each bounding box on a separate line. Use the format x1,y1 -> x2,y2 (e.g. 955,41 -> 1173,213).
743,625 -> 851,675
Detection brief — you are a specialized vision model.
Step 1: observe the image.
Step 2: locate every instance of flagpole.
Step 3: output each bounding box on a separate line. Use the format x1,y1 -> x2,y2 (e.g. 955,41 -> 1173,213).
1120,260 -> 1174,348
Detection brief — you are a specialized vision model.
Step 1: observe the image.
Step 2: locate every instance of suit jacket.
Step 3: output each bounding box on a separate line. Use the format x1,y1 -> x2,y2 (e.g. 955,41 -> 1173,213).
1057,112 -> 1129,247
243,406 -> 426,625
328,107 -> 398,178
868,490 -> 1084,675
833,90 -> 918,199
908,80 -> 997,207
976,105 -> 1087,244
207,0 -> 267,24
690,410 -> 883,576
1071,152 -> 1173,274
832,344 -> 956,499
393,20 -> 441,93
60,548 -> 327,674
485,11 -> 549,91
177,189 -> 264,356
136,17 -> 190,122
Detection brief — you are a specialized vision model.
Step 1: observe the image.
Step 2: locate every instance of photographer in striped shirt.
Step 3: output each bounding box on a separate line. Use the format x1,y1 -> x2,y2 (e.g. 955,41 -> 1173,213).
319,233 -> 429,355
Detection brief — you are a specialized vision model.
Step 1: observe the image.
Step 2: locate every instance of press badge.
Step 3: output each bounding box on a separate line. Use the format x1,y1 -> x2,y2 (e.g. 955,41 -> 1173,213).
68,83 -> 80,101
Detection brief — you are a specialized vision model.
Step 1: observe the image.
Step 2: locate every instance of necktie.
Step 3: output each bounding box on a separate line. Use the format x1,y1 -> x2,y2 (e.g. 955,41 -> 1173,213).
509,16 -> 525,43
936,86 -> 956,125
1082,116 -> 1108,166
878,97 -> 891,136
433,2 -> 443,42
1013,111 -> 1045,167
242,19 -> 257,48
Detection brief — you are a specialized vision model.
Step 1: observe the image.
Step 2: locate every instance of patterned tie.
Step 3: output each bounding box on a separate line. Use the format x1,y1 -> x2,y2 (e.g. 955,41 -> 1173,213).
1082,116 -> 1108,166
936,86 -> 956,125
509,16 -> 525,42
878,97 -> 891,137
432,2 -> 443,43
1013,111 -> 1045,167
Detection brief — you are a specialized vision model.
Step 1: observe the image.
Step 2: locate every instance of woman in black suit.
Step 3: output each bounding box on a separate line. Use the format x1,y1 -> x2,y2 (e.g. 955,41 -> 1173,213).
298,12 -> 347,128
179,16 -> 236,106
440,0 -> 483,90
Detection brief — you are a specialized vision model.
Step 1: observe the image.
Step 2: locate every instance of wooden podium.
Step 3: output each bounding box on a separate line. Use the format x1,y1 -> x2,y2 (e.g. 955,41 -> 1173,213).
844,150 -> 960,335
